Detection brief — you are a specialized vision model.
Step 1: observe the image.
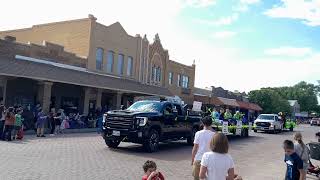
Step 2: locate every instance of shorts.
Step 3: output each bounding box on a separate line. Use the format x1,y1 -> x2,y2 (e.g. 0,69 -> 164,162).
14,126 -> 21,131
192,160 -> 201,180
303,162 -> 309,171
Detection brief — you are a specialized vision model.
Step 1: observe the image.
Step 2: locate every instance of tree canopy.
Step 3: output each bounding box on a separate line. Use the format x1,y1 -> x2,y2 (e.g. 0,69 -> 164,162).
249,81 -> 320,114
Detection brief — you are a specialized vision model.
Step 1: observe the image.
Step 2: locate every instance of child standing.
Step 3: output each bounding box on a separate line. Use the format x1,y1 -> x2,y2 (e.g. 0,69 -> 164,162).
283,140 -> 304,180
191,116 -> 214,180
2,107 -> 15,141
13,109 -> 24,140
142,160 -> 165,180
199,133 -> 236,180
36,110 -> 47,137
0,105 -> 5,139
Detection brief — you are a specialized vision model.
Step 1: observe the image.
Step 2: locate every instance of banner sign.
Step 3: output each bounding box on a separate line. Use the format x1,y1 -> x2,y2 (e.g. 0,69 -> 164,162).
222,121 -> 229,134
235,121 -> 242,136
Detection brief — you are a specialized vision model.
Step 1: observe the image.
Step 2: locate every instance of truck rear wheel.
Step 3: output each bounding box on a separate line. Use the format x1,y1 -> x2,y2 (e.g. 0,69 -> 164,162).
243,129 -> 249,137
105,139 -> 121,148
144,129 -> 160,153
187,127 -> 197,145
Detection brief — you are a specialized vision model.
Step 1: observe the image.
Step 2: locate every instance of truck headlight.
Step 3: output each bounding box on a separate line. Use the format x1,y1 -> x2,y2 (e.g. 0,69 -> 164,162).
102,114 -> 106,123
270,122 -> 274,126
136,117 -> 148,126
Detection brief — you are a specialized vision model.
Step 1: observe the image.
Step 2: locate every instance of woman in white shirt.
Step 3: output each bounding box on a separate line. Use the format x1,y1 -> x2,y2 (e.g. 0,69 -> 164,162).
199,133 -> 235,180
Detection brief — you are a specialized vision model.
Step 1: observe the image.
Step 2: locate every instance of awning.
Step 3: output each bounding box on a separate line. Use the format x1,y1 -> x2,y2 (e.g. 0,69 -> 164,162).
217,97 -> 240,107
0,55 -> 172,96
236,101 -> 251,110
210,97 -> 224,106
248,103 -> 263,111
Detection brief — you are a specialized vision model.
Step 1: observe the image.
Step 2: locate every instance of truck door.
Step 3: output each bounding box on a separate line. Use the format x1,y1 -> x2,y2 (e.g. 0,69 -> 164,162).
173,104 -> 188,136
163,103 -> 179,138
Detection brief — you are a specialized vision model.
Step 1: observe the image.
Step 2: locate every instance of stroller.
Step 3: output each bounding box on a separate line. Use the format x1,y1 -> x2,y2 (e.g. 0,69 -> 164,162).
307,142 -> 320,177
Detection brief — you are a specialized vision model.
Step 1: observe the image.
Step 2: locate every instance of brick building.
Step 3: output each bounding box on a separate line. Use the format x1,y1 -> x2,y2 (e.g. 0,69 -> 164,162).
0,15 -> 195,115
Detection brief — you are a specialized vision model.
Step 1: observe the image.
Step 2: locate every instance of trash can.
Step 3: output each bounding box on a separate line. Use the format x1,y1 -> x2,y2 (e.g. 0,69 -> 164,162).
308,142 -> 320,161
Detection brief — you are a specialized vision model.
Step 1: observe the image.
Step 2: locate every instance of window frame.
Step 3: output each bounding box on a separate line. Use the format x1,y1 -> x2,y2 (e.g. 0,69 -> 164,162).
96,48 -> 104,70
127,56 -> 133,76
169,72 -> 173,85
107,51 -> 114,73
117,54 -> 124,75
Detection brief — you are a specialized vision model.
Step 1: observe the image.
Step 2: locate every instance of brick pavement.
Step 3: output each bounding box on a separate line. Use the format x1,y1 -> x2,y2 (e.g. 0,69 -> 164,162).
0,125 -> 319,180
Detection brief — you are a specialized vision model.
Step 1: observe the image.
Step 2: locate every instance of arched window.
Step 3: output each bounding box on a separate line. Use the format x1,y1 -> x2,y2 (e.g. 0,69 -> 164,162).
96,48 -> 104,70
107,51 -> 114,73
117,54 -> 124,75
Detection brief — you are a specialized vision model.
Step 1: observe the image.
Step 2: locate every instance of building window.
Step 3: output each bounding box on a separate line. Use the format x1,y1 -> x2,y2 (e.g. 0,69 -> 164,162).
117,54 -> 124,75
169,72 -> 173,85
96,48 -> 103,70
153,67 -> 157,82
107,51 -> 114,73
182,75 -> 189,88
151,66 -> 162,83
127,56 -> 133,76
157,67 -> 161,82
177,74 -> 181,87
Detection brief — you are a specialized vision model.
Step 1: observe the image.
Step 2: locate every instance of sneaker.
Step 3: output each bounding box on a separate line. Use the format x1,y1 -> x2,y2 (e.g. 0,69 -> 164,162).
50,134 -> 55,136
37,135 -> 40,137
41,135 -> 46,137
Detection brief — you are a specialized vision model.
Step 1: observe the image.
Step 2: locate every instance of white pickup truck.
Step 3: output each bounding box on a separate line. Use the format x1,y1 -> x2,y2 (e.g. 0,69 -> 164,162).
253,114 -> 283,133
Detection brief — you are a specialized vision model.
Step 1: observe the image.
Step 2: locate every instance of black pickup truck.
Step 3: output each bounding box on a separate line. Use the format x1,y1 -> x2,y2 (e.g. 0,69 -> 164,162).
102,100 -> 201,152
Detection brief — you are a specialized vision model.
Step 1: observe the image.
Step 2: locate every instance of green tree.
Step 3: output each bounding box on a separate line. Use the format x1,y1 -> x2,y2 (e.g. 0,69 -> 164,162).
273,81 -> 319,113
249,89 -> 291,114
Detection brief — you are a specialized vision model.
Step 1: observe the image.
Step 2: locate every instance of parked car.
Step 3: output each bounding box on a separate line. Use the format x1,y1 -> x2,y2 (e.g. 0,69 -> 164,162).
101,99 -> 202,152
310,118 -> 320,126
253,114 -> 283,133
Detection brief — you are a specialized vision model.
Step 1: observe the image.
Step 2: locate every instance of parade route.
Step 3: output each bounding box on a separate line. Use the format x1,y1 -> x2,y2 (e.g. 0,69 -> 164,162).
0,125 -> 319,180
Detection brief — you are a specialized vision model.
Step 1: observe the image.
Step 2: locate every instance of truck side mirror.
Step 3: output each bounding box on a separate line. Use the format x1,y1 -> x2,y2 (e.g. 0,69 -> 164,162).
120,105 -> 125,110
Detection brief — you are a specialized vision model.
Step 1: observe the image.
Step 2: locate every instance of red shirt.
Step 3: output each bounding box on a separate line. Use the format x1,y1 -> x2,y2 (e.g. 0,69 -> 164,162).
142,172 -> 165,180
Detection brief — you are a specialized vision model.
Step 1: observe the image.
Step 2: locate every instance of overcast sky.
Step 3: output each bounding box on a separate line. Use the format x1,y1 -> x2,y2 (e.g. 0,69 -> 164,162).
1,0 -> 319,92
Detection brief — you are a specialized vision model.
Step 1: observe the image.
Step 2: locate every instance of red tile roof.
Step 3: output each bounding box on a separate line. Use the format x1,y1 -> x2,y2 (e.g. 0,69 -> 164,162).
217,97 -> 239,107
249,103 -> 263,111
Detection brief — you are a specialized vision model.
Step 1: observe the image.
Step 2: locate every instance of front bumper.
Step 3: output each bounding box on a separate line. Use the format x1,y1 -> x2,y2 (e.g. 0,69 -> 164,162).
254,126 -> 273,131
102,127 -> 146,144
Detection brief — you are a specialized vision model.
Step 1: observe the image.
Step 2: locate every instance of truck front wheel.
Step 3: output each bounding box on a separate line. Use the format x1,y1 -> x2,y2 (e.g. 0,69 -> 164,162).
289,126 -> 293,131
105,139 -> 121,148
144,129 -> 160,153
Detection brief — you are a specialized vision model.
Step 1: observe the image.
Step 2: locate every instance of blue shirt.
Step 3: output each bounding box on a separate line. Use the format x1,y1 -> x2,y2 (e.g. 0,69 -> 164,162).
284,152 -> 303,180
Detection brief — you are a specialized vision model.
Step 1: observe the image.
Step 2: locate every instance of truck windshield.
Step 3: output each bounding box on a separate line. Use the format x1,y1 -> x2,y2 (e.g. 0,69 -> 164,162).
257,115 -> 275,120
127,101 -> 162,112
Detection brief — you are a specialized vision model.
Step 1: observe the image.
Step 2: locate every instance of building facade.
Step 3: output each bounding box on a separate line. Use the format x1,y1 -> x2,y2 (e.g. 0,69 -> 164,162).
0,15 -> 195,114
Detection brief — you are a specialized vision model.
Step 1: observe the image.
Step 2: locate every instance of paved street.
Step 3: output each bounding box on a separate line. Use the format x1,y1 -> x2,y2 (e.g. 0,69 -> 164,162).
0,125 -> 319,180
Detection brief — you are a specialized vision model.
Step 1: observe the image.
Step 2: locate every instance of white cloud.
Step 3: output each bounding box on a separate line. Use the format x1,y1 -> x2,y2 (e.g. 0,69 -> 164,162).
240,0 -> 260,4
264,0 -> 320,26
193,13 -> 238,26
212,31 -> 237,39
183,0 -> 216,8
234,0 -> 260,12
212,14 -> 239,26
264,47 -> 313,57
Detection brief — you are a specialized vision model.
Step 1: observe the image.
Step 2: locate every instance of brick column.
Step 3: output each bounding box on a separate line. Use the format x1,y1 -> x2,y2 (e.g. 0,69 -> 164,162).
0,77 -> 7,105
116,92 -> 123,109
37,81 -> 53,113
96,89 -> 102,110
83,87 -> 91,115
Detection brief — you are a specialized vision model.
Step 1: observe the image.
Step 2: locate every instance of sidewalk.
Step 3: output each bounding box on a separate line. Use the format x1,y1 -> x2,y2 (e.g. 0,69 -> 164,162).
24,128 -> 97,135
